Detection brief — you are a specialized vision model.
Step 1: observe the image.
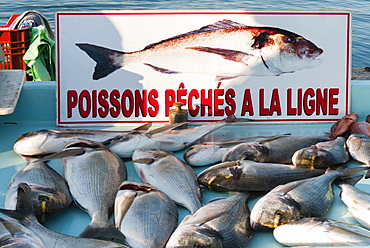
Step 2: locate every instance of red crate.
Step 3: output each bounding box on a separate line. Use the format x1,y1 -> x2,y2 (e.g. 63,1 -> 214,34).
0,14 -> 31,80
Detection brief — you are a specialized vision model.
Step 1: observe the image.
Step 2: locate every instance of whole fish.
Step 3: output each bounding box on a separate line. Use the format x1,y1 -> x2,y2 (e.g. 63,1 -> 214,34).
184,135 -> 279,166
132,148 -> 202,213
110,115 -> 240,158
0,184 -> 129,248
222,134 -> 330,163
292,137 -> 349,169
166,192 -> 253,248
0,216 -> 45,248
250,167 -> 368,230
114,181 -> 178,248
44,138 -> 127,241
76,19 -> 323,81
273,217 -> 370,247
337,178 -> 370,229
5,159 -> 72,222
346,134 -> 370,166
13,122 -> 152,158
329,112 -> 358,140
197,160 -> 326,192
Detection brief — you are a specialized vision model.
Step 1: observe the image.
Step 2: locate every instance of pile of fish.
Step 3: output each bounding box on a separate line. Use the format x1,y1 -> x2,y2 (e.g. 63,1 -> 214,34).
3,112 -> 370,247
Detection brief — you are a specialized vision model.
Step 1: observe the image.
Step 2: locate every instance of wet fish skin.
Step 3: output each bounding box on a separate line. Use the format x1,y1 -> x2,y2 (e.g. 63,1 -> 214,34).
347,133 -> 370,165
184,135 -> 277,166
5,159 -> 72,222
329,112 -> 358,140
250,168 -> 367,230
166,192 -> 253,248
197,160 -> 326,192
222,135 -> 330,163
132,148 -> 202,214
61,139 -> 127,241
351,121 -> 370,136
273,217 -> 370,246
0,217 -> 45,248
337,181 -> 370,229
115,181 -> 178,248
292,137 -> 349,169
109,122 -> 187,158
0,184 -> 129,248
76,19 -> 323,80
13,122 -> 152,158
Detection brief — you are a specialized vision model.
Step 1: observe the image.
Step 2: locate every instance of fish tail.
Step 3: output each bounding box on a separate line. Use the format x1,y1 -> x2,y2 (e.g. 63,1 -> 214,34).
76,43 -> 125,80
79,220 -> 126,242
0,183 -> 38,224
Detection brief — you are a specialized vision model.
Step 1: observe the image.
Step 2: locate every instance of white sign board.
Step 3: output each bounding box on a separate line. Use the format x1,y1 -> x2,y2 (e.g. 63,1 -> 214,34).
56,10 -> 351,126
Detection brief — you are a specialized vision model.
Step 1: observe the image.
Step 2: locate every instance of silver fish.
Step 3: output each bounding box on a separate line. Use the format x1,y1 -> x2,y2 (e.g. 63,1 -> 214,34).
132,148 -> 202,213
273,217 -> 370,247
53,138 -> 127,241
250,167 -> 368,230
108,122 -> 187,158
197,160 -> 326,192
5,159 -> 72,222
347,133 -> 370,165
337,179 -> 370,229
76,19 -> 323,81
222,134 -> 330,163
0,184 -> 129,248
0,217 -> 45,248
166,192 -> 253,248
292,137 -> 349,169
110,115 -> 240,158
184,135 -> 278,166
13,122 -> 152,158
114,181 -> 178,248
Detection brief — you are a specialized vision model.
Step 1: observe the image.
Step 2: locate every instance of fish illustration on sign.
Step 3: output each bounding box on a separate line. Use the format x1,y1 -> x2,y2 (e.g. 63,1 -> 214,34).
76,19 -> 323,81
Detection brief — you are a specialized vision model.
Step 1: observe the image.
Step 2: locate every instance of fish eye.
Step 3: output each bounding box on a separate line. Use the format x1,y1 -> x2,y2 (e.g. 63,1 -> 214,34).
38,195 -> 50,202
286,36 -> 297,43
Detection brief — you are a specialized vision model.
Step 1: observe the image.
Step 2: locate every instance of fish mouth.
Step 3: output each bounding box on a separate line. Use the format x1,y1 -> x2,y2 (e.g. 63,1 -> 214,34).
306,48 -> 323,59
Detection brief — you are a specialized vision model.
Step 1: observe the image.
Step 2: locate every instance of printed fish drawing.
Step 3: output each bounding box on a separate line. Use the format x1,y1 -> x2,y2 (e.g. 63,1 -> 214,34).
76,19 -> 323,80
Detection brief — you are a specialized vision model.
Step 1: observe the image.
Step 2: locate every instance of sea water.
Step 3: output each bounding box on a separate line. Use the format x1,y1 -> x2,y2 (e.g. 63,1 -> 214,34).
0,0 -> 368,68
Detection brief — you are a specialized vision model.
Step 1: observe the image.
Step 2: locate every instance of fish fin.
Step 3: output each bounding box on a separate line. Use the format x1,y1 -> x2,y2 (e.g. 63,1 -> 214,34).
76,43 -> 124,80
148,122 -> 188,135
188,46 -> 253,64
144,63 -> 181,74
0,183 -> 38,223
340,166 -> 370,178
133,122 -> 153,131
114,191 -> 137,229
272,179 -> 309,194
79,221 -> 126,242
335,174 -> 363,188
36,148 -> 85,162
142,19 -> 247,50
132,158 -> 155,164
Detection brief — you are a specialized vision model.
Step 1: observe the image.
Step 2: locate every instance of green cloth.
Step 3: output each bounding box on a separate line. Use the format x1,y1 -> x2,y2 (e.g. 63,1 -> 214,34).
23,25 -> 55,81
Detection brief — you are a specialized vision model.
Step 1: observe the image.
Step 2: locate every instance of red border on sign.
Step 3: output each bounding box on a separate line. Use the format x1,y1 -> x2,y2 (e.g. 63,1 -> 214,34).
56,11 -> 351,125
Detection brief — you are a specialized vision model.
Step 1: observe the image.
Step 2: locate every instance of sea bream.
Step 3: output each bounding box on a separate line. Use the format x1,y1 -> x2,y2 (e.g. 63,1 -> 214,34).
110,115 -> 241,158
166,192 -> 253,248
250,167 -> 369,230
222,134 -> 330,163
184,135 -> 282,166
0,216 -> 45,248
0,184 -> 129,248
132,148 -> 202,213
13,122 -> 152,159
5,159 -> 72,222
76,19 -> 323,80
197,160 -> 326,192
41,138 -> 127,241
114,181 -> 178,248
273,217 -> 370,247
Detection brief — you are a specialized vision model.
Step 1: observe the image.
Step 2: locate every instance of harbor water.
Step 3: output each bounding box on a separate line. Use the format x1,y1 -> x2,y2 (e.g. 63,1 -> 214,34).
0,0 -> 369,69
